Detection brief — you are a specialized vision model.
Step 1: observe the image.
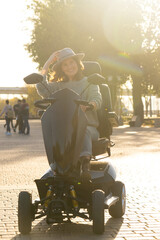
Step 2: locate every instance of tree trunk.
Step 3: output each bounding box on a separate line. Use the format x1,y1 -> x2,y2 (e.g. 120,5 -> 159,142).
108,77 -> 118,111
132,76 -> 144,125
110,84 -> 117,111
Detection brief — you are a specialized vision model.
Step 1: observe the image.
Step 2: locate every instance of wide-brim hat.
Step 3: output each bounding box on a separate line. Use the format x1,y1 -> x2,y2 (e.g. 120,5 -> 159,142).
52,48 -> 85,71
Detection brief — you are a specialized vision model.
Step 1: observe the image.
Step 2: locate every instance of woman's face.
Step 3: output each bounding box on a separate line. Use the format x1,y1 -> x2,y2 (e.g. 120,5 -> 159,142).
61,57 -> 78,80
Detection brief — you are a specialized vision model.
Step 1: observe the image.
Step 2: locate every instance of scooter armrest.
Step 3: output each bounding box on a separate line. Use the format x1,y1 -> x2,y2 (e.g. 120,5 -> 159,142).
34,98 -> 56,109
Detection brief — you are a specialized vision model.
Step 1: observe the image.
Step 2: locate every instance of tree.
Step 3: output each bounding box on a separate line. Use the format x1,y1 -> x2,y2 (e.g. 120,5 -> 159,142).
140,0 -> 160,93
26,0 -> 131,107
26,0 -> 160,123
26,0 -> 114,66
26,85 -> 41,117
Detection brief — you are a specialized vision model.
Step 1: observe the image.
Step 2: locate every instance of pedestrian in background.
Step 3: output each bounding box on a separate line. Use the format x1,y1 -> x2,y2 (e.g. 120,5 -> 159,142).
21,99 -> 30,135
0,100 -> 14,135
13,99 -> 23,133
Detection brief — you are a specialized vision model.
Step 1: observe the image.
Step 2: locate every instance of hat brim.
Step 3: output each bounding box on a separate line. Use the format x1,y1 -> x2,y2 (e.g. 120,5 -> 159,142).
52,53 -> 85,71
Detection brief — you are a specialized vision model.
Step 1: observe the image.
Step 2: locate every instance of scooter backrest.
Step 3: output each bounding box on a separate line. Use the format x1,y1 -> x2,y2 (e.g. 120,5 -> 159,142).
82,62 -> 114,139
83,61 -> 106,85
83,61 -> 102,76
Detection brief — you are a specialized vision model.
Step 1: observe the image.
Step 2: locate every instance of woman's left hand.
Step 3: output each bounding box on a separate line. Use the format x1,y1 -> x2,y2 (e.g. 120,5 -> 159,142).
80,101 -> 97,112
89,101 -> 97,110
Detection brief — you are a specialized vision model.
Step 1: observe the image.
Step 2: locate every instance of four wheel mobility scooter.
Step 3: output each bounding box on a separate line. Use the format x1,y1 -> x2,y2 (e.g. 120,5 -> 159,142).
18,61 -> 126,235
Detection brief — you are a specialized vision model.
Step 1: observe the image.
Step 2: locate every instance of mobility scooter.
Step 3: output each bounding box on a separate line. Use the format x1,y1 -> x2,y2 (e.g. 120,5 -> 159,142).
18,61 -> 126,235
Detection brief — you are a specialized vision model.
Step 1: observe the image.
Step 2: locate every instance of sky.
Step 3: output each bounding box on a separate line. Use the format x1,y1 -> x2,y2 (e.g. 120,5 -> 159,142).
0,0 -> 38,88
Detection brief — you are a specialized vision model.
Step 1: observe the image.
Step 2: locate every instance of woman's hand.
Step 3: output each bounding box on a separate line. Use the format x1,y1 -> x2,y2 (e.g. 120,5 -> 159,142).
89,101 -> 97,110
80,105 -> 88,112
80,101 -> 97,112
41,51 -> 60,75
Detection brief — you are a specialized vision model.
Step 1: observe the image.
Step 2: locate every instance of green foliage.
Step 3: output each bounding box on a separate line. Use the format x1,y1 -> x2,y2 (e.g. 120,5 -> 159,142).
140,0 -> 160,95
0,87 -> 41,118
26,0 -> 118,70
0,91 -> 42,119
25,0 -> 160,117
25,85 -> 41,117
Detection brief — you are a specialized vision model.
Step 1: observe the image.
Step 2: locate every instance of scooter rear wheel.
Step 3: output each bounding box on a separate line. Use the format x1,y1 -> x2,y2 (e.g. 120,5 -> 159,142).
109,181 -> 126,218
92,189 -> 105,234
18,191 -> 32,234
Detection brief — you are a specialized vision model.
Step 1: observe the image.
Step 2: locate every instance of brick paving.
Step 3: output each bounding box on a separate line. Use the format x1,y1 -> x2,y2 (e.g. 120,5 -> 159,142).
0,120 -> 160,240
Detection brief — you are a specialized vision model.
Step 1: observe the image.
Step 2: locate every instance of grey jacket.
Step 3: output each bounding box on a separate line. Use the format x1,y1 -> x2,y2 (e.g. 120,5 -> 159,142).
36,76 -> 102,127
0,105 -> 13,117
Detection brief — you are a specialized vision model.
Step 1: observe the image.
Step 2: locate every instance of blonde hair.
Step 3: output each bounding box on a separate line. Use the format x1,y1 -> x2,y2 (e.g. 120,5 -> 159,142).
49,57 -> 84,82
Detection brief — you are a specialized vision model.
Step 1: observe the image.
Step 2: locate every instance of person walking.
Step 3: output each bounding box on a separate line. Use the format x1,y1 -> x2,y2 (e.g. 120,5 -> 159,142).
21,99 -> 30,135
0,100 -> 14,135
13,99 -> 23,133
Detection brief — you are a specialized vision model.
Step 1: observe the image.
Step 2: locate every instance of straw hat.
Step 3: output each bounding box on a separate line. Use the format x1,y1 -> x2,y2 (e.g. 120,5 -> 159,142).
52,48 -> 85,71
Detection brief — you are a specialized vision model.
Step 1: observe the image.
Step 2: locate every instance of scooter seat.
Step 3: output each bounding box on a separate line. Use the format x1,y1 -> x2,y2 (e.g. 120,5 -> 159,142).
92,138 -> 110,156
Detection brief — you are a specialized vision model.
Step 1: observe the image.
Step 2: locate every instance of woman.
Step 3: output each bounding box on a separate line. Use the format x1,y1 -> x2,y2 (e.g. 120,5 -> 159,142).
36,48 -> 102,180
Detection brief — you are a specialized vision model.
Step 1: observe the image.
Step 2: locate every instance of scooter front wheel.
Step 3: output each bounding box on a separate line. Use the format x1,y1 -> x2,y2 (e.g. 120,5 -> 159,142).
18,191 -> 32,234
92,189 -> 105,234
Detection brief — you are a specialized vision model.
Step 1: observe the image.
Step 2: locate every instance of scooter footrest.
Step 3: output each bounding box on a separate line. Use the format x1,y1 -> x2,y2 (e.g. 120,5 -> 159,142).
90,161 -> 108,171
104,195 -> 119,209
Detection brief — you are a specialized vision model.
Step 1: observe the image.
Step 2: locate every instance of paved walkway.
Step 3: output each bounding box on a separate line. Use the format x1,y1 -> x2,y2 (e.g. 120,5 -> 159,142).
0,120 -> 160,240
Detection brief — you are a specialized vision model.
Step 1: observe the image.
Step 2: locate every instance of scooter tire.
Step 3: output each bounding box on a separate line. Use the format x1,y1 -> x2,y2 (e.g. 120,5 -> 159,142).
18,191 -> 32,234
92,189 -> 105,234
109,181 -> 126,218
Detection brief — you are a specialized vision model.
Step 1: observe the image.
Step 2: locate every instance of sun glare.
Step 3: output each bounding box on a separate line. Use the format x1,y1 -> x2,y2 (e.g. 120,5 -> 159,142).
0,94 -> 27,100
0,0 -> 38,88
102,0 -> 159,54
102,0 -> 143,55
0,0 -> 159,90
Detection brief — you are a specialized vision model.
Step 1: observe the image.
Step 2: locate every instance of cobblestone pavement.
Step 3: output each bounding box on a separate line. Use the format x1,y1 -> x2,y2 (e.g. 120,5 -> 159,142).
0,120 -> 160,240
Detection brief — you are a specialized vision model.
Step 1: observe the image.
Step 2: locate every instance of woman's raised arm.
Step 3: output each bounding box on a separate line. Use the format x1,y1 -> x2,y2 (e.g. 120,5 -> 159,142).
41,51 -> 60,75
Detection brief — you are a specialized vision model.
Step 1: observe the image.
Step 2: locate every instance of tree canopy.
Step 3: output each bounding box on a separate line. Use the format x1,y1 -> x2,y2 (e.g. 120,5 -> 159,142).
26,0 -> 160,121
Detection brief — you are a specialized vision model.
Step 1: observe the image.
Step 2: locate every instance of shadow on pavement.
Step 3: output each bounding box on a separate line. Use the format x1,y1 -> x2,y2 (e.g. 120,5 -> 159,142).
11,217 -> 123,239
105,217 -> 124,238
